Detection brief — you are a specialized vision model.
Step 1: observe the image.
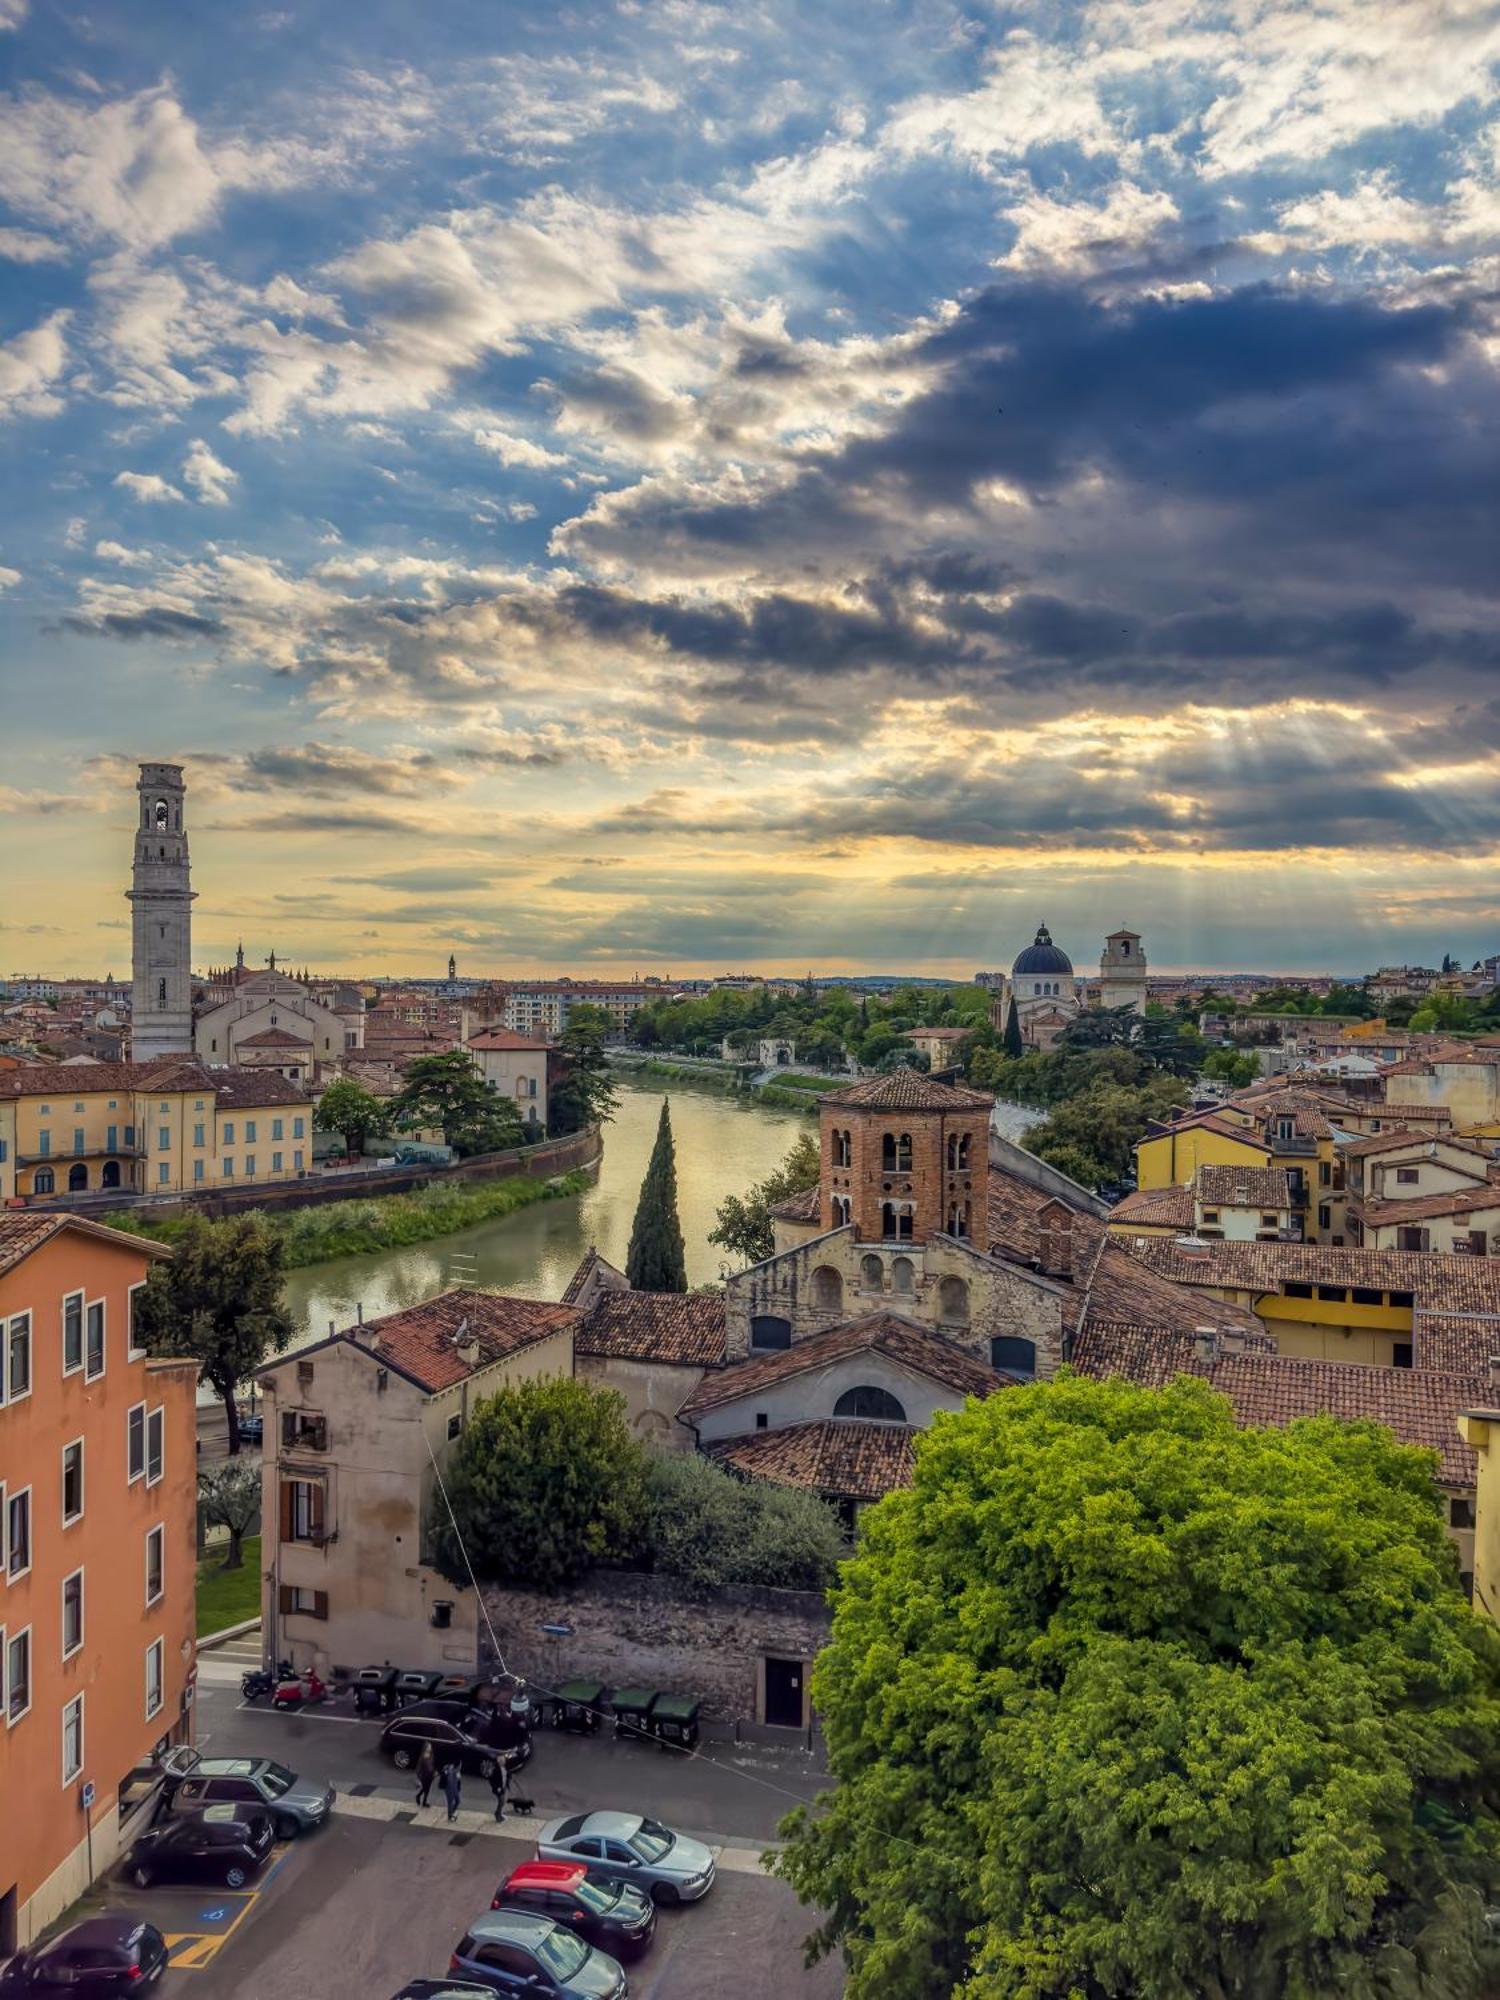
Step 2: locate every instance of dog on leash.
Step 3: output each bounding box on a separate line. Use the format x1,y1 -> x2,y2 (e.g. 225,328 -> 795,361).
507,1792 -> 536,1816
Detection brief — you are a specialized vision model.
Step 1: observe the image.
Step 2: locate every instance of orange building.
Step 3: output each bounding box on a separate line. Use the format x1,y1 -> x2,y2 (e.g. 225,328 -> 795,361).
0,1215 -> 199,1952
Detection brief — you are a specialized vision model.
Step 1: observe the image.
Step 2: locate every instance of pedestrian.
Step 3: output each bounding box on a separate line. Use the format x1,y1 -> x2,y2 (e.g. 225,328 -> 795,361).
414,1742 -> 437,1809
441,1759 -> 462,1823
488,1755 -> 509,1823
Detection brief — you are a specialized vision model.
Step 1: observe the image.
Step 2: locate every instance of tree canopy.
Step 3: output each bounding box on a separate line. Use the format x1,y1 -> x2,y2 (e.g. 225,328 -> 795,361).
645,1452 -> 845,1591
710,1129 -> 822,1268
430,1375 -> 648,1590
198,1459 -> 262,1570
391,1049 -> 525,1156
626,1097 -> 688,1292
315,1075 -> 392,1155
773,1373 -> 1500,2000
133,1213 -> 294,1453
547,1005 -> 620,1135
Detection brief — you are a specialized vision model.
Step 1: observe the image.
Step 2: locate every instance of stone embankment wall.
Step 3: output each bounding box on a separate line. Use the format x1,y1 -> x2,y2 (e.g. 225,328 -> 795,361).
478,1569 -> 832,1724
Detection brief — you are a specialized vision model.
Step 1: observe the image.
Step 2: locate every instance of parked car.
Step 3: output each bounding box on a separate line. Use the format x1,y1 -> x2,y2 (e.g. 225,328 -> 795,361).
379,1707 -> 505,1779
0,1916 -> 168,1995
535,1812 -> 715,1905
125,1803 -> 275,1889
236,1409 -> 264,1445
161,1753 -> 334,1837
395,1696 -> 531,1764
493,1862 -> 655,1961
449,1910 -> 626,1997
390,1986 -> 496,1999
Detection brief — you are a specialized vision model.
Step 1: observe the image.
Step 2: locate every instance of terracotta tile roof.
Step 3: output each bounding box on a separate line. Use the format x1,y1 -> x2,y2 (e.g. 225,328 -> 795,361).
821,1071 -> 993,1112
1197,1164 -> 1294,1208
1417,1322 -> 1500,1378
904,1025 -> 971,1041
1117,1232 -> 1500,1314
1109,1185 -> 1195,1230
561,1247 -> 603,1305
467,1028 -> 550,1052
680,1310 -> 1003,1418
708,1419 -> 918,1501
1339,1128 -> 1491,1160
1074,1323 -> 1483,1485
0,1212 -> 170,1279
235,1028 -> 312,1049
0,1057 -> 207,1098
1145,1110 -> 1271,1151
213,1070 -> 312,1107
339,1288 -> 577,1392
574,1290 -> 728,1368
767,1184 -> 821,1223
1352,1187 -> 1500,1226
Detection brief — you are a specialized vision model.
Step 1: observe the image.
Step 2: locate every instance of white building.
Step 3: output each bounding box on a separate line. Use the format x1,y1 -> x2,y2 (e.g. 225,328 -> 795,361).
1098,928 -> 1148,1012
1006,925 -> 1081,1048
195,969 -> 356,1082
467,1027 -> 550,1133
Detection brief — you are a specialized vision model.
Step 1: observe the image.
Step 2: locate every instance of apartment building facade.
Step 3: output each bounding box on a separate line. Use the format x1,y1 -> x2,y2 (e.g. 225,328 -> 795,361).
0,1215 -> 199,1951
466,1028 -> 551,1133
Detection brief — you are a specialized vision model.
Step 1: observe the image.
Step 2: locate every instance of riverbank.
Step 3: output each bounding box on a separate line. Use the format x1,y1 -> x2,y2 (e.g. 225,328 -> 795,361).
614,1053 -> 846,1109
105,1167 -> 592,1269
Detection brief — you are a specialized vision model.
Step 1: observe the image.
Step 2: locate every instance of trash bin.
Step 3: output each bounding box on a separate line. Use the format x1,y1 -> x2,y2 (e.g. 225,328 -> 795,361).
609,1686 -> 659,1743
544,1679 -> 605,1734
648,1694 -> 701,1752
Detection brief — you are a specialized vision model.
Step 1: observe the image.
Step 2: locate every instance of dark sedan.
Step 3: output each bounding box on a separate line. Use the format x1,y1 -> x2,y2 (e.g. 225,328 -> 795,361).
0,1916 -> 167,1996
380,1707 -> 506,1779
126,1803 -> 275,1889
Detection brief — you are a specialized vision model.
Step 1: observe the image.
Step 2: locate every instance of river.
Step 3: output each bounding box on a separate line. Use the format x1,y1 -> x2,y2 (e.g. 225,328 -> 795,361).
278,1077 -> 1038,1350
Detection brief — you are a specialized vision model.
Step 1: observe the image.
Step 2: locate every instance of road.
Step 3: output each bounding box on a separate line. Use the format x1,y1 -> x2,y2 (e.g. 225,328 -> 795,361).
115,1647 -> 847,1996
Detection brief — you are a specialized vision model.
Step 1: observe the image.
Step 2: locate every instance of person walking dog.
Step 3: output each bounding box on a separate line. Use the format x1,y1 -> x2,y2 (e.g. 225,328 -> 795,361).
441,1758 -> 462,1823
488,1755 -> 510,1823
414,1742 -> 437,1809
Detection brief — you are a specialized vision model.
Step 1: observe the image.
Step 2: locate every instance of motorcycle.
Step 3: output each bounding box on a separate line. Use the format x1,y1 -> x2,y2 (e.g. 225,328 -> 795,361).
271,1665 -> 328,1710
241,1659 -> 294,1703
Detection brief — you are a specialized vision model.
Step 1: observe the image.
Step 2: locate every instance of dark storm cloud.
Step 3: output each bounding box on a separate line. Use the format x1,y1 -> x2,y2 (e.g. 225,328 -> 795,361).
61,607 -> 224,641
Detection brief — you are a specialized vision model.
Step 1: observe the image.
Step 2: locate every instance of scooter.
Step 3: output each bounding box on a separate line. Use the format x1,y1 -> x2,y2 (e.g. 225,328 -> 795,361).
241,1659 -> 294,1703
271,1665 -> 328,1710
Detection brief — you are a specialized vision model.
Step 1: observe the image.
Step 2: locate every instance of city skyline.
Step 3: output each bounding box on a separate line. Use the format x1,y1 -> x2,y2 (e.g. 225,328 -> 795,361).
3,2 -> 1499,975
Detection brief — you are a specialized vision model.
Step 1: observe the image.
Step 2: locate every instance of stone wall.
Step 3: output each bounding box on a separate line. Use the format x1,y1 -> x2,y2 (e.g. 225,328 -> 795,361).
477,1570 -> 832,1726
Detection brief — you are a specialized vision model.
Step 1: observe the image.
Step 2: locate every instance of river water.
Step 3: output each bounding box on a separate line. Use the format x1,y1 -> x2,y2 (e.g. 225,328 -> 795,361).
279,1077 -> 1037,1350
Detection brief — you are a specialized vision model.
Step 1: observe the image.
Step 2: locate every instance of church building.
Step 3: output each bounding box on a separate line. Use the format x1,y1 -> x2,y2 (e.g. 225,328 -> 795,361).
1004,923 -> 1081,1048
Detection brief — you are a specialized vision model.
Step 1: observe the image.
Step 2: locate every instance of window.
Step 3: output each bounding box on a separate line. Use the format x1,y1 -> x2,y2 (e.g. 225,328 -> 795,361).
37,1131 -> 50,1158
145,1639 -> 164,1720
881,1132 -> 913,1173
749,1316 -> 792,1352
127,1403 -> 146,1482
223,1158 -> 235,1178
193,1159 -> 205,1183
5,1314 -> 30,1403
282,1479 -> 325,1542
446,1411 -> 463,1441
62,1694 -> 83,1784
7,1627 -> 30,1723
157,1163 -> 169,1186
1351,1286 -> 1383,1306
294,1151 -> 304,1171
1283,1281 -> 1314,1299
85,1301 -> 104,1380
832,1129 -> 851,1168
7,1489 -> 30,1580
293,1117 -> 305,1139
283,1586 -> 326,1617
833,1385 -> 907,1422
1318,1161 -> 1331,1186
1261,1214 -> 1277,1228
280,1411 -> 328,1452
61,1441 -> 83,1526
1451,1495 -> 1477,1531
145,1525 -> 164,1607
72,1128 -> 84,1156
1317,1205 -> 1331,1230
1202,1209 -> 1220,1224
62,1293 -> 84,1374
31,1167 -> 54,1195
880,1201 -> 914,1241
192,1123 -> 205,1147
991,1336 -> 1038,1379
146,1407 -> 164,1486
61,1571 -> 83,1659
245,1120 -> 257,1142
244,1156 -> 256,1177
222,1121 -> 235,1145
1396,1167 -> 1419,1184
1392,1341 -> 1414,1368
272,1118 -> 284,1141
157,1127 -> 170,1151
271,1152 -> 283,1172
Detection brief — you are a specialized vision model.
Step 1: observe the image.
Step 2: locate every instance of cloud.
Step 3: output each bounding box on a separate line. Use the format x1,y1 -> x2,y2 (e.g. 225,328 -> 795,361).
113,470 -> 185,503
0,309 -> 68,420
181,437 -> 237,504
0,0 -> 27,27
0,225 -> 64,262
0,565 -> 19,591
1001,182 -> 1181,273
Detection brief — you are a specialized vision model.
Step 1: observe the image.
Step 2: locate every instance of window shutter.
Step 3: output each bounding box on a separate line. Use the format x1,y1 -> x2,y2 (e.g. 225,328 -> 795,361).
279,1482 -> 293,1542
281,1411 -> 297,1447
312,1416 -> 328,1452
309,1484 -> 325,1541
312,1590 -> 328,1621
278,1583 -> 293,1614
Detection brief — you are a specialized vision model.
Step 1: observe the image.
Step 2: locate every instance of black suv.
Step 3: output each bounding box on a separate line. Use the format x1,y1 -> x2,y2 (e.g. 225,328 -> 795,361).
493,1863 -> 655,1960
0,1916 -> 167,1995
380,1705 -> 511,1778
126,1803 -> 275,1888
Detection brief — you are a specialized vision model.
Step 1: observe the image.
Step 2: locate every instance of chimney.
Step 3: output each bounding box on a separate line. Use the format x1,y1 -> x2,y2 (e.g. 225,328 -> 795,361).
452,1316 -> 481,1367
1193,1327 -> 1218,1366
1489,1356 -> 1500,1396
1036,1204 -> 1073,1279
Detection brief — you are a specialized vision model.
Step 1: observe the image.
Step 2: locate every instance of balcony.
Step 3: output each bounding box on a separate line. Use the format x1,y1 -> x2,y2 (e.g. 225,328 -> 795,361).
1268,1134 -> 1319,1156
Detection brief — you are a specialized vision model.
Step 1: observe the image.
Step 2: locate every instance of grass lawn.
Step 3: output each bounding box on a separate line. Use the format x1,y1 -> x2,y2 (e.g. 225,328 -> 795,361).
197,1535 -> 262,1637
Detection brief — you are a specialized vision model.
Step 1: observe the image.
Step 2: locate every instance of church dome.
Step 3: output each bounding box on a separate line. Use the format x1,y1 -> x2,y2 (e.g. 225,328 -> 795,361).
1013,924 -> 1074,977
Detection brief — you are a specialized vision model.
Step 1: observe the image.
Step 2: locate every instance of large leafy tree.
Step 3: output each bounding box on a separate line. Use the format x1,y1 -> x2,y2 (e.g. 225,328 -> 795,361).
710,1129 -> 822,1268
315,1076 -> 392,1155
645,1452 -> 845,1591
429,1376 -> 647,1590
134,1214 -> 295,1454
391,1049 -> 525,1156
547,1004 -> 620,1135
773,1374 -> 1500,2000
198,1459 -> 262,1571
625,1097 -> 688,1292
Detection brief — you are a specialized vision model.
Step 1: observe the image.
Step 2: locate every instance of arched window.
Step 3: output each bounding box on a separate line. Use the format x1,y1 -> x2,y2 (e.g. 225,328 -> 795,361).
750,1315 -> 792,1352
892,1255 -> 915,1294
881,1203 -> 914,1242
101,1160 -> 122,1190
832,1195 -> 852,1228
67,1163 -> 88,1192
32,1167 -> 55,1194
860,1253 -> 884,1291
947,1201 -> 970,1240
881,1132 -> 896,1171
938,1276 -> 970,1323
154,798 -> 168,831
157,978 -> 167,1009
991,1336 -> 1037,1379
945,1132 -> 972,1171
895,1132 -> 912,1172
811,1266 -> 843,1313
881,1132 -> 913,1173
832,1129 -> 851,1168
833,1385 -> 907,1423
634,1410 -> 672,1443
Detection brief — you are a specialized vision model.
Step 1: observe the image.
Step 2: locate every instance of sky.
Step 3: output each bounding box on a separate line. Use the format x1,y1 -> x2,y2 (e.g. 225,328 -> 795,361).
1,0 -> 1499,981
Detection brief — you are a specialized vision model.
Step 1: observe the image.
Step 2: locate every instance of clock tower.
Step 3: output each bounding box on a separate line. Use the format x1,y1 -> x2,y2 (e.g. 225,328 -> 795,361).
128,762 -> 196,1060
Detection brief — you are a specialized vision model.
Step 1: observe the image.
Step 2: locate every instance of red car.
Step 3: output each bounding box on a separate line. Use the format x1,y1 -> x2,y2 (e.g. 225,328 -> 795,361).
492,1862 -> 656,1960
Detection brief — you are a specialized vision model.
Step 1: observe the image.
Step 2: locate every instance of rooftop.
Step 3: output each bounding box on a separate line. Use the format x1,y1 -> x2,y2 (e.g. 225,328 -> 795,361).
767,1184 -> 822,1223
574,1290 -> 728,1369
0,1212 -> 170,1280
1338,1128 -> 1491,1160
213,1069 -> 313,1108
821,1070 -> 994,1113
1108,1185 -> 1195,1230
1118,1232 -> 1500,1317
1196,1163 -> 1294,1208
708,1418 -> 919,1501
337,1289 -> 578,1393
681,1310 -> 1003,1418
467,1028 -> 551,1052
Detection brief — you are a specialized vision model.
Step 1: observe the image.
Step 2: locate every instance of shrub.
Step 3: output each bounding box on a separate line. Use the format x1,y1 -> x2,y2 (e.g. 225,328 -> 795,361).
645,1452 -> 845,1591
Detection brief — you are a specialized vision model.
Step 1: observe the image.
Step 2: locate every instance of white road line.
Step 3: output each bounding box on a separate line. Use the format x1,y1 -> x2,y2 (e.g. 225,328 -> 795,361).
232,1699 -> 367,1724
327,1795 -> 773,1872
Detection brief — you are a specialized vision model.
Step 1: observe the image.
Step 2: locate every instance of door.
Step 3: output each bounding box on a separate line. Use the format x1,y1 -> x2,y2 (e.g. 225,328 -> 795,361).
764,1657 -> 805,1729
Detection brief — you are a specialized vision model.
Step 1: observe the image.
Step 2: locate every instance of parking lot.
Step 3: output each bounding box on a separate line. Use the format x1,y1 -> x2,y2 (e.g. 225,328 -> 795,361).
57,1649 -> 843,1998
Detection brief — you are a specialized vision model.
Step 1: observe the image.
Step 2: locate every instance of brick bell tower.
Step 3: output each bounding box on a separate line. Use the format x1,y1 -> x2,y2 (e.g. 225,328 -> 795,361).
820,1070 -> 994,1250
128,761 -> 196,1060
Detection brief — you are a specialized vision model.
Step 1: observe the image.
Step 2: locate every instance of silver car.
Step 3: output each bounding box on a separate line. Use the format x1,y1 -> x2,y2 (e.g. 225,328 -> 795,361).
161,1755 -> 334,1838
535,1811 -> 716,1905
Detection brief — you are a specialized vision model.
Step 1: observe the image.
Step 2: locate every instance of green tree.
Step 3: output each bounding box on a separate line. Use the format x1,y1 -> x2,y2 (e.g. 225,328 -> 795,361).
315,1076 -> 392,1156
429,1376 -> 647,1589
709,1129 -> 823,1268
1201,1045 -> 1260,1088
645,1452 -> 846,1590
548,1006 -> 620,1135
1025,1073 -> 1186,1188
1410,992 -> 1478,1034
772,1374 -> 1500,2000
134,1214 -> 294,1454
197,1459 -> 262,1571
1003,996 -> 1024,1060
626,1098 -> 688,1292
391,1050 -> 525,1157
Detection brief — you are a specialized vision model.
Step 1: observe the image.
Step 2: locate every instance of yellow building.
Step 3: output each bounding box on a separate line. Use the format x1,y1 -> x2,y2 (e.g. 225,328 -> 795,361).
1136,1111 -> 1271,1190
1385,1043 -> 1500,1138
1458,1388 -> 1500,1622
0,1059 -> 312,1203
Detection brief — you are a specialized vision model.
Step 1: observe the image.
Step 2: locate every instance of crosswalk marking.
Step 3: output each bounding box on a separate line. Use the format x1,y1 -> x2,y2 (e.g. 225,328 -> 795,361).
327,1794 -> 770,1873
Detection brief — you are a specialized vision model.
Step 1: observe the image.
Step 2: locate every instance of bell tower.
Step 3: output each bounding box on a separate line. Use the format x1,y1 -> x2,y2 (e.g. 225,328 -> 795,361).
128,762 -> 196,1060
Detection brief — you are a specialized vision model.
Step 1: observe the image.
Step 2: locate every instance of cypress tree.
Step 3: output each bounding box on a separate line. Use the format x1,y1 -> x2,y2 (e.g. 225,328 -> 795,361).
1003,995 -> 1025,1059
626,1097 -> 688,1293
